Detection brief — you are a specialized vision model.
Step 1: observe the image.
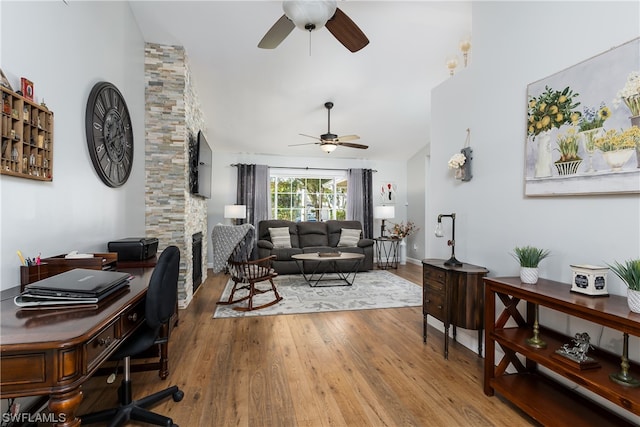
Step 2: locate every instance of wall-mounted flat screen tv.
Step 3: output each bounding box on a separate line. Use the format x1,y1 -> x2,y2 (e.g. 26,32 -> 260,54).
189,130 -> 212,199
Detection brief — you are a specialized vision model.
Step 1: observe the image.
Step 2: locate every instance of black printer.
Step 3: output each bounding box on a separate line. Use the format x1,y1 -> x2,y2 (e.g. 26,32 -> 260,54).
108,237 -> 159,261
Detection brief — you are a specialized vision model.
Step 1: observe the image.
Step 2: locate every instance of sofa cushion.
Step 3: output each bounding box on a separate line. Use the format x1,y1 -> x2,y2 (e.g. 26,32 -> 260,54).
297,222 -> 329,247
337,228 -> 361,247
269,227 -> 292,248
258,220 -> 300,248
327,220 -> 363,247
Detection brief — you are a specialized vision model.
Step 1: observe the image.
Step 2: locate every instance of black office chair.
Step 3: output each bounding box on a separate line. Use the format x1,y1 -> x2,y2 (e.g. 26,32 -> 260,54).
82,245 -> 184,427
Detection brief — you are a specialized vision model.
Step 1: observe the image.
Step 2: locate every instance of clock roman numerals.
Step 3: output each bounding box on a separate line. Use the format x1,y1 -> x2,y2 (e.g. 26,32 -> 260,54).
95,99 -> 105,119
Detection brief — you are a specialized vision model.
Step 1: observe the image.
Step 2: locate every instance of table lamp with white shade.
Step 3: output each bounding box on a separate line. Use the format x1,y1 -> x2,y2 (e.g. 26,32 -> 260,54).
224,205 -> 246,225
374,205 -> 395,237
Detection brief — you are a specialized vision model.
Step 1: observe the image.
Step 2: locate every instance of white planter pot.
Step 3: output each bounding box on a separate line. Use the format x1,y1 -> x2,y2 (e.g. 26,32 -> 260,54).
520,267 -> 539,284
628,288 -> 640,314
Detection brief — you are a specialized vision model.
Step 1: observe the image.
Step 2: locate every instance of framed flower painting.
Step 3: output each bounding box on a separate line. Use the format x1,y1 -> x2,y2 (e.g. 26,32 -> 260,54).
524,37 -> 640,196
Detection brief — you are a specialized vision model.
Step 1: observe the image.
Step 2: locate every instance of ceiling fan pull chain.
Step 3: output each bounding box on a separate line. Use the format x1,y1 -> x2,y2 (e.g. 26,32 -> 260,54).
309,31 -> 312,56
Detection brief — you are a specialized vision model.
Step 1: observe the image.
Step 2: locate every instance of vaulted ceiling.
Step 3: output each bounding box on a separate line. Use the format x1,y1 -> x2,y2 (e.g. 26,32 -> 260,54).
129,1 -> 472,161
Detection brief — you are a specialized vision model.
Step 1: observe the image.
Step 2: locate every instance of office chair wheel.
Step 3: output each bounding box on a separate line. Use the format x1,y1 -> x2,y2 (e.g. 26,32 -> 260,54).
173,390 -> 184,402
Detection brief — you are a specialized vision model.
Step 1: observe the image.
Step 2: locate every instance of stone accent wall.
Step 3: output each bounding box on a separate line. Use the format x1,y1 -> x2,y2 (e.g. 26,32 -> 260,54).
144,43 -> 207,308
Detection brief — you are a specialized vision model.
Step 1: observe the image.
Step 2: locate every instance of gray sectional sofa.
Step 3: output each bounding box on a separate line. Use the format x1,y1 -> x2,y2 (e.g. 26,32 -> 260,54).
256,220 -> 374,275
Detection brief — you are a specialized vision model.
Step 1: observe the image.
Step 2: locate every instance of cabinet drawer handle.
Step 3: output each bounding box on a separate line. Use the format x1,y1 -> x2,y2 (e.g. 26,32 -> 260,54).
425,299 -> 431,303
128,312 -> 138,322
98,337 -> 112,346
437,305 -> 443,309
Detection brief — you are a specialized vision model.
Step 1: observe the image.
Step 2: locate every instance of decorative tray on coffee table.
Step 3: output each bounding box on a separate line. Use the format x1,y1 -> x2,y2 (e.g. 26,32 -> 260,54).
318,252 -> 341,257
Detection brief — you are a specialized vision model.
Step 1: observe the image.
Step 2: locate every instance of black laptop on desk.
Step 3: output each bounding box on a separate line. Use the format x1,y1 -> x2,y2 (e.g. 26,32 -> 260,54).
15,268 -> 131,307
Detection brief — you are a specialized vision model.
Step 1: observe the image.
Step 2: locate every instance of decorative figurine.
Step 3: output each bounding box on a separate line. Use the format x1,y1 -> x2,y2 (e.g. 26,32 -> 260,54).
553,332 -> 600,370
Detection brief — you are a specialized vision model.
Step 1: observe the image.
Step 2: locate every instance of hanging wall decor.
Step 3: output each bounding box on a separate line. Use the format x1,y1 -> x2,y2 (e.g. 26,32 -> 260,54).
524,37 -> 639,196
380,182 -> 396,204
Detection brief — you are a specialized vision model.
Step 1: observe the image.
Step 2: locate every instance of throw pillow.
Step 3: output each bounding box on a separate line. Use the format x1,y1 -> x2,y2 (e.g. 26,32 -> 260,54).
338,228 -> 361,247
269,227 -> 292,248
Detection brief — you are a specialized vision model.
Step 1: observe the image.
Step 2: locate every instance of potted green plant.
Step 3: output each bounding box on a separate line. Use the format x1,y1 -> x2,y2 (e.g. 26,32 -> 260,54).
512,246 -> 551,284
607,259 -> 640,313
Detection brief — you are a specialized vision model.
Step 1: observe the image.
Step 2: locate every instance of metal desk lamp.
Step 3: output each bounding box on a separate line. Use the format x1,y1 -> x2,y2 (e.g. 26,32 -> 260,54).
435,213 -> 462,266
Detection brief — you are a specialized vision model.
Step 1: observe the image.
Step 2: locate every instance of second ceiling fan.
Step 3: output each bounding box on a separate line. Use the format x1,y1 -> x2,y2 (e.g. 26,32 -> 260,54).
258,0 -> 369,53
290,102 -> 368,153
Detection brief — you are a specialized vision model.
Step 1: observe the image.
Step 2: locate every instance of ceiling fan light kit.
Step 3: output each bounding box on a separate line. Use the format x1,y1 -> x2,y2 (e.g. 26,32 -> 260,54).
258,0 -> 369,52
320,143 -> 337,153
289,101 -> 369,153
283,0 -> 337,31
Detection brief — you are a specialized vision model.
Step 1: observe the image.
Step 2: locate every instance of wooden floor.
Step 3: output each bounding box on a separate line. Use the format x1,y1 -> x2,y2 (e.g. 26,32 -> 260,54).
78,263 -> 537,426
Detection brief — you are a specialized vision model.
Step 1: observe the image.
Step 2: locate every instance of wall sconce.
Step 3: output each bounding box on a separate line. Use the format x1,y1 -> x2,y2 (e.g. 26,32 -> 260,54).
224,205 -> 247,225
445,55 -> 458,76
459,37 -> 471,67
435,213 -> 462,266
374,205 -> 395,237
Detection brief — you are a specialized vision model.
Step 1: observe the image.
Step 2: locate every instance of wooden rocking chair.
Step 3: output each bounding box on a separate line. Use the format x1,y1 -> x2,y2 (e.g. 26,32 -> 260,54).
215,224 -> 282,311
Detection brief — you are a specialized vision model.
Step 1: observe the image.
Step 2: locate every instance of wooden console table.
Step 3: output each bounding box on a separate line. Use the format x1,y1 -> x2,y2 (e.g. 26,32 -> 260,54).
0,268 -> 153,426
422,259 -> 488,358
484,276 -> 640,426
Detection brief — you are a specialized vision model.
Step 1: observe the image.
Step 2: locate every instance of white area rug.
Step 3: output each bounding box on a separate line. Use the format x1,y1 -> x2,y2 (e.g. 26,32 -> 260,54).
212,270 -> 422,318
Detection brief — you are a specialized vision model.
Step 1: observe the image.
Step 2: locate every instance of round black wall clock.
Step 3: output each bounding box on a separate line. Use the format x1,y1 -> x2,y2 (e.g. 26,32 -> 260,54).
85,81 -> 134,187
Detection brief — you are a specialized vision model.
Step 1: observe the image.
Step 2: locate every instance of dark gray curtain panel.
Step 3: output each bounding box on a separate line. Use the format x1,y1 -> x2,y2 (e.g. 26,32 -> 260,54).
347,168 -> 374,239
236,163 -> 269,228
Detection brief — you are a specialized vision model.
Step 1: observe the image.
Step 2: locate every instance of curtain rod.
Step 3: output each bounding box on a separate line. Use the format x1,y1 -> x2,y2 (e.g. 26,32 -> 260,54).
230,164 -> 377,173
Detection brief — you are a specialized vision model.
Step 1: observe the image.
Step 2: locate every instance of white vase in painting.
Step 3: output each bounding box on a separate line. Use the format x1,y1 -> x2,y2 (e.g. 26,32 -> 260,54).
631,115 -> 640,168
534,131 -> 552,178
580,127 -> 603,173
602,149 -> 634,171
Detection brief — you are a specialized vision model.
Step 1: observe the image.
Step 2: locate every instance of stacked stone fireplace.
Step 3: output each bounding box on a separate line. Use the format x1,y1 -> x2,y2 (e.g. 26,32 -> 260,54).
144,43 -> 208,308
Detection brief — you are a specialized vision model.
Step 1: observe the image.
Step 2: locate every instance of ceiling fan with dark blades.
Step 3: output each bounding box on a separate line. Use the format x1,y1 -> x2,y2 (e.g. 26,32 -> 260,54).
258,0 -> 369,53
289,102 -> 368,153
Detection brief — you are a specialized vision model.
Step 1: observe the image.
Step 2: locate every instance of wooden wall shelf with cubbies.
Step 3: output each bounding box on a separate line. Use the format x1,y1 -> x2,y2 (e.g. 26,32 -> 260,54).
1,86 -> 53,181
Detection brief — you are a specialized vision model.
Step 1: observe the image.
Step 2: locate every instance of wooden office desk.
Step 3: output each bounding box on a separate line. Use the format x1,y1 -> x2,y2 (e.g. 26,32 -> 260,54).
0,267 -> 152,427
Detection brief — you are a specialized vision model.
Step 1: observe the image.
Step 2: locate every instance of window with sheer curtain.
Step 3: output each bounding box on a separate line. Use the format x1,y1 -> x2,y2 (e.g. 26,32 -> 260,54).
270,170 -> 347,222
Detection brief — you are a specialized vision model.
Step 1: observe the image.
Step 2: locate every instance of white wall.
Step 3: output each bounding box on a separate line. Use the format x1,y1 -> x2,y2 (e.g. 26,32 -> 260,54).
0,1 -> 146,289
432,0 -> 639,298
427,1 -> 639,419
406,146 -> 427,263
207,151 -> 409,265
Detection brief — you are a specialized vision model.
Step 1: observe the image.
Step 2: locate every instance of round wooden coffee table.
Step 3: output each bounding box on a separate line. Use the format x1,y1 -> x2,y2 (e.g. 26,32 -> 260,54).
291,252 -> 365,286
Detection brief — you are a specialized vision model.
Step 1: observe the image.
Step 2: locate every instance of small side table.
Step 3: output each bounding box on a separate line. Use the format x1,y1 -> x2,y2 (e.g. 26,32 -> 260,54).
374,237 -> 400,269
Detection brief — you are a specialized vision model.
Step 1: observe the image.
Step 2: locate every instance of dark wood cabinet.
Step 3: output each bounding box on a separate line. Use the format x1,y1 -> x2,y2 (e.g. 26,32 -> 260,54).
484,276 -> 640,426
422,259 -> 488,358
